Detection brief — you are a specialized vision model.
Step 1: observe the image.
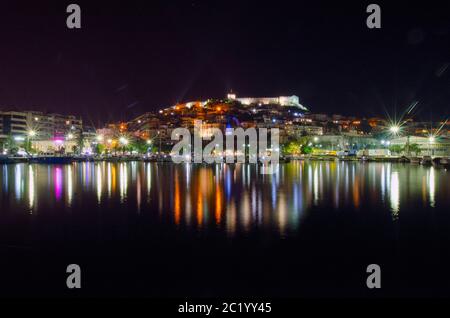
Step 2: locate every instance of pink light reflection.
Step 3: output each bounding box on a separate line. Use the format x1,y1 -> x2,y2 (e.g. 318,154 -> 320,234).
54,167 -> 63,200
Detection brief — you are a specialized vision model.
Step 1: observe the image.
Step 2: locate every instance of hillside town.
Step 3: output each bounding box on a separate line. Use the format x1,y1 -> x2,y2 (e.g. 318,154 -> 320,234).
1,92 -> 450,163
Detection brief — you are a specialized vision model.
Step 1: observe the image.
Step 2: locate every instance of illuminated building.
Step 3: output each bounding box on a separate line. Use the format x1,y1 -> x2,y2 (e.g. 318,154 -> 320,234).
390,136 -> 450,156
0,110 -> 82,140
227,93 -> 307,110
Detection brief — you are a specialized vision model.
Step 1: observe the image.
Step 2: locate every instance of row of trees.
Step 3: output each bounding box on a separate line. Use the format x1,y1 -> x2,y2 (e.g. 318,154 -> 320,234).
92,138 -> 157,155
389,143 -> 421,156
281,136 -> 423,157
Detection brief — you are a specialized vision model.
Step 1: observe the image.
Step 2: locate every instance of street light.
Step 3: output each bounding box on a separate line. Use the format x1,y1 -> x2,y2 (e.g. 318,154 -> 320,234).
119,137 -> 128,145
28,130 -> 36,137
390,125 -> 400,134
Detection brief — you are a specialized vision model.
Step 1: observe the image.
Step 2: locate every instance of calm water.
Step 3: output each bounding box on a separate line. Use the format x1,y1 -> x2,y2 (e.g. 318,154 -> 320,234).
1,161 -> 450,297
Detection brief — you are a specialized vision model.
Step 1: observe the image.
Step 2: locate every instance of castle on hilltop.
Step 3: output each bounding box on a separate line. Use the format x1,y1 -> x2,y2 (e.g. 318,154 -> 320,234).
226,92 -> 307,111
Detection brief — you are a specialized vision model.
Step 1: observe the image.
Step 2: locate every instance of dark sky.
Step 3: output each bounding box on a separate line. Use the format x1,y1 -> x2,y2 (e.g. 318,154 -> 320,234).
0,0 -> 449,126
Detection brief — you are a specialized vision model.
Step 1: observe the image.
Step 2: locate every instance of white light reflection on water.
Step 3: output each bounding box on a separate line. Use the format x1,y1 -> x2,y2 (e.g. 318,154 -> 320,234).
28,165 -> 34,212
428,168 -> 435,208
313,164 -> 319,205
119,163 -> 128,202
15,164 -> 23,200
97,164 -> 102,203
390,171 -> 400,218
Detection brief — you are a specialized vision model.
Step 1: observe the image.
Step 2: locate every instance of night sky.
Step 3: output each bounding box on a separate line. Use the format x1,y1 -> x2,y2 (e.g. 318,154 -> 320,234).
0,1 -> 449,126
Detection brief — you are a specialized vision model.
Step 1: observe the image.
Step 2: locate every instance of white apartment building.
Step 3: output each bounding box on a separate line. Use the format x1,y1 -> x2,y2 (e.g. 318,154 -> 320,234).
0,110 -> 82,140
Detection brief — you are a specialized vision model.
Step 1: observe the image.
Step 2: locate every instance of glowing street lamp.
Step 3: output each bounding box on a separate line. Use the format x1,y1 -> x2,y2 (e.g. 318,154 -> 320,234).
28,130 -> 36,137
96,135 -> 104,142
390,125 -> 400,134
146,139 -> 152,145
429,136 -> 435,143
119,137 -> 129,145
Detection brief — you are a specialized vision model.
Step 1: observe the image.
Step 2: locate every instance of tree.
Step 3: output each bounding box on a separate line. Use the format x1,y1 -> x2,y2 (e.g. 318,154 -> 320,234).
389,144 -> 404,155
94,143 -> 106,155
301,145 -> 313,154
76,131 -> 84,155
282,140 -> 301,155
282,136 -> 311,156
131,139 -> 150,154
4,135 -> 18,155
409,143 -> 421,156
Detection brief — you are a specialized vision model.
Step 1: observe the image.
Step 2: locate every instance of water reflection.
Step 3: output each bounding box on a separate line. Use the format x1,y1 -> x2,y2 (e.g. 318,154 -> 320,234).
15,164 -> 23,200
428,168 -> 435,208
67,165 -> 73,206
390,171 -> 400,218
0,162 -> 449,235
97,164 -> 102,203
54,167 -> 63,201
28,165 -> 34,211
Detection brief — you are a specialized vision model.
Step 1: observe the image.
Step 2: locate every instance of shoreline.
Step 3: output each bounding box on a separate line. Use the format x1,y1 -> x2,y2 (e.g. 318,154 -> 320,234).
0,156 -> 448,168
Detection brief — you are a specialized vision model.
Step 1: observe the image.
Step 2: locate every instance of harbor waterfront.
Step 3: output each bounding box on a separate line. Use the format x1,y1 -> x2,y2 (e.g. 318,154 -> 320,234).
1,160 -> 450,297
0,0 -> 449,309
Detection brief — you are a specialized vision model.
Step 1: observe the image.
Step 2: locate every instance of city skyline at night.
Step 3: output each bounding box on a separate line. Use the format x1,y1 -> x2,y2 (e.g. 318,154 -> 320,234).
2,0 -> 450,311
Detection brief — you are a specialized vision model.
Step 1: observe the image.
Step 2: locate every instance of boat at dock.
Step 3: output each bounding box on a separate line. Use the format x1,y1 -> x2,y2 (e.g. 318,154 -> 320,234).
431,157 -> 450,168
29,155 -> 74,164
0,155 -> 28,164
420,156 -> 432,165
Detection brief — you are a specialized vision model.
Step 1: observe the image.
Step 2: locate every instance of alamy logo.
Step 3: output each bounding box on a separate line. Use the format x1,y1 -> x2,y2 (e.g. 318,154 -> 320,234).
366,264 -> 381,289
66,4 -> 81,29
66,264 -> 81,289
366,4 -> 381,29
171,120 -> 279,174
